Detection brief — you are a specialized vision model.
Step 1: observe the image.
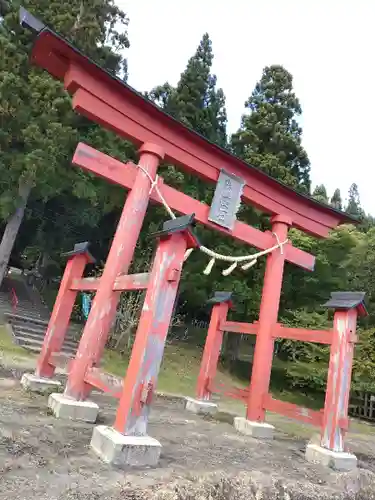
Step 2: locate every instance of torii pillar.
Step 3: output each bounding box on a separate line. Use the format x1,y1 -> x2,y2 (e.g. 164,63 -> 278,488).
306,291 -> 367,471
186,291 -> 233,415
21,242 -> 95,394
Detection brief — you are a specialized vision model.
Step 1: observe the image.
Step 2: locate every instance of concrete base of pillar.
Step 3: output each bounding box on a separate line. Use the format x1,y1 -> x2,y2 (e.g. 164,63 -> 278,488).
91,425 -> 161,467
234,417 -> 275,439
21,373 -> 62,394
185,397 -> 218,415
48,393 -> 99,423
305,444 -> 357,471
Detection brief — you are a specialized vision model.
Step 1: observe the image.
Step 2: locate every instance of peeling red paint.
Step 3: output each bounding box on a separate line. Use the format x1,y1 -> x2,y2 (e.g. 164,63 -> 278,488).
70,273 -> 150,292
208,382 -> 249,402
220,320 -> 258,335
219,321 -> 333,344
85,367 -> 123,398
64,145 -> 164,401
196,215 -> 359,456
196,302 -> 230,401
247,216 -> 290,422
49,352 -> 74,372
264,394 -> 323,427
36,253 -> 89,379
113,230 -> 191,435
321,309 -> 357,452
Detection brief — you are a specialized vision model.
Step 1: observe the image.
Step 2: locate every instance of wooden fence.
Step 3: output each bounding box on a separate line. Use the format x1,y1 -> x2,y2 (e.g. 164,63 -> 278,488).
349,392 -> 375,421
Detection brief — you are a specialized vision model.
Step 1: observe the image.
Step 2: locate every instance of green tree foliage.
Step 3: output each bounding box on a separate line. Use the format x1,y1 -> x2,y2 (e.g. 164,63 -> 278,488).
346,183 -> 362,217
281,226 -> 359,314
147,32 -> 227,213
278,224 -> 375,393
344,226 -> 375,319
343,183 -> 375,232
231,65 -> 311,193
330,188 -> 343,210
312,184 -> 329,204
149,33 -> 227,148
352,328 -> 375,392
0,0 -> 130,284
360,213 -> 375,232
148,34 -> 227,209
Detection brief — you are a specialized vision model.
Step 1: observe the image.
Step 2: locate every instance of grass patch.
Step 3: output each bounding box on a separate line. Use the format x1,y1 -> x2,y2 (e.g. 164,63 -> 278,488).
0,324 -> 374,441
270,387 -> 324,410
102,348 -> 129,378
0,324 -> 329,417
102,342 -> 325,412
102,342 -> 246,397
349,419 -> 375,436
0,324 -> 32,358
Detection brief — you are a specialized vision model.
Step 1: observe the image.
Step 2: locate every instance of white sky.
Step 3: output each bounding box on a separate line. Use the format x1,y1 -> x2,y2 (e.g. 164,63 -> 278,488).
117,0 -> 374,214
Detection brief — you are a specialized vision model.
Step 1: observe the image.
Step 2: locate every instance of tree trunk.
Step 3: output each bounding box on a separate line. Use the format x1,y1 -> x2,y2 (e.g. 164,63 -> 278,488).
0,181 -> 32,288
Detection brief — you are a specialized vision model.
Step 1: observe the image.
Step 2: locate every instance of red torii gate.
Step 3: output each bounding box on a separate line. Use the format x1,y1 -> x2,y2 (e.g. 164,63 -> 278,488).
192,289 -> 366,469
19,9 -> 358,469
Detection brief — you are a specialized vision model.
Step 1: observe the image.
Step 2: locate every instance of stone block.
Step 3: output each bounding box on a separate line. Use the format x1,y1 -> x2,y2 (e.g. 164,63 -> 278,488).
48,393 -> 99,423
21,373 -> 62,394
234,417 -> 275,439
305,443 -> 357,471
185,397 -> 218,415
91,425 -> 161,467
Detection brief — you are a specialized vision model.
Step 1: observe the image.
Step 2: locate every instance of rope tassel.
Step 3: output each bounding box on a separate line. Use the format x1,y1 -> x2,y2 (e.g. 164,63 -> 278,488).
222,262 -> 237,276
134,163 -> 289,277
203,258 -> 216,275
184,248 -> 194,262
241,259 -> 257,270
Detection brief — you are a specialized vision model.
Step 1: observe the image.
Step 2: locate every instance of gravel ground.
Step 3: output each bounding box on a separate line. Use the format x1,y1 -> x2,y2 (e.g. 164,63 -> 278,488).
1,364 -> 375,499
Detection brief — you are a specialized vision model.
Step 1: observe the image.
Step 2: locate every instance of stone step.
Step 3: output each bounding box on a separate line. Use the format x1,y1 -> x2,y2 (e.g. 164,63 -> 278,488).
1,276 -> 81,357
0,298 -> 33,305
0,295 -> 41,307
5,314 -> 81,341
0,302 -> 41,312
16,335 -> 77,355
14,342 -> 75,357
10,321 -> 46,334
3,310 -> 45,320
15,322 -> 79,339
12,302 -> 45,310
15,344 -> 45,355
5,312 -> 49,327
14,327 -> 79,348
6,313 -> 79,329
10,313 -> 79,328
14,320 -> 81,339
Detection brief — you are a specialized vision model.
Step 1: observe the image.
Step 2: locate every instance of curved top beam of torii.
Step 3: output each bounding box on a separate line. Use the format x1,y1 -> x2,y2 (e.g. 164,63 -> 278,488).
19,8 -> 355,272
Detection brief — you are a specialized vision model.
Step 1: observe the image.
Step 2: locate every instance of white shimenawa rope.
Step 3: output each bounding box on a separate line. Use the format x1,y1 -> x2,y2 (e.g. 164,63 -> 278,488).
138,165 -> 288,276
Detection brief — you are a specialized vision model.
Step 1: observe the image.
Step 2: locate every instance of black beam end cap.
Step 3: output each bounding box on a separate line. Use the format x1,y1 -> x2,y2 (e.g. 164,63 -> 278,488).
207,291 -> 234,306
19,7 -> 45,34
322,291 -> 368,317
152,214 -> 200,247
61,242 -> 96,264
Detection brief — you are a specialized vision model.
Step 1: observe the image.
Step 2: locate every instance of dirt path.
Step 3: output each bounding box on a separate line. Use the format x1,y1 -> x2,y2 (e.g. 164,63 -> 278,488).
1,363 -> 375,499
